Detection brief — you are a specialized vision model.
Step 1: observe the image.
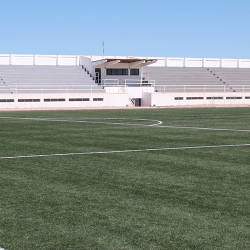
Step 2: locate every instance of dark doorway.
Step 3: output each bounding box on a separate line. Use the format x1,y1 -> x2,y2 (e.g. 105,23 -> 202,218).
95,68 -> 101,84
132,98 -> 141,107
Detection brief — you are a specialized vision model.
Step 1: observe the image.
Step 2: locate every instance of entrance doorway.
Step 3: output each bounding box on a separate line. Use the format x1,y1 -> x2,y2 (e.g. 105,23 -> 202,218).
95,68 -> 101,84
132,98 -> 141,107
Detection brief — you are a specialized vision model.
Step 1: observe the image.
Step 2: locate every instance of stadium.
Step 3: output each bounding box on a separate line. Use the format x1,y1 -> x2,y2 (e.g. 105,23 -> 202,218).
1,54 -> 250,110
1,54 -> 250,249
2,0 -> 250,248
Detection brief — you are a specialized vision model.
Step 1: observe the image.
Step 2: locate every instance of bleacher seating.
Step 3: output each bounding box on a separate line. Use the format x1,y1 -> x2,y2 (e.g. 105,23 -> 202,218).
208,68 -> 250,92
0,65 -> 105,94
143,67 -> 250,92
1,65 -> 250,95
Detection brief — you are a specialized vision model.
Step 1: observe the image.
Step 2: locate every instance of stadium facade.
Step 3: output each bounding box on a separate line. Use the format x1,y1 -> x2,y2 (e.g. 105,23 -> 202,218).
1,54 -> 250,110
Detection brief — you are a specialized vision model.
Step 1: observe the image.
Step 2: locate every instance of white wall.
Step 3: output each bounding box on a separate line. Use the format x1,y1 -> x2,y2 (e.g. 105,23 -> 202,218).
0,54 -> 11,65
166,57 -> 185,67
142,92 -> 151,106
95,63 -> 142,85
35,55 -> 58,65
11,54 -> 35,65
203,58 -> 221,68
0,93 -> 130,110
221,59 -> 238,68
185,58 -> 203,67
1,90 -> 250,110
57,55 -> 79,66
147,57 -> 250,68
0,54 -> 79,66
239,59 -> 250,68
147,92 -> 250,107
80,56 -> 93,75
1,54 -> 250,68
145,57 -> 165,67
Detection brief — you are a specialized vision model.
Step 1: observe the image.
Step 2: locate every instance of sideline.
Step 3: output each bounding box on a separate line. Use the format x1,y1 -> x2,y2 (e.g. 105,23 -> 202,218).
1,116 -> 250,132
1,144 -> 250,160
157,125 -> 250,132
0,117 -> 163,126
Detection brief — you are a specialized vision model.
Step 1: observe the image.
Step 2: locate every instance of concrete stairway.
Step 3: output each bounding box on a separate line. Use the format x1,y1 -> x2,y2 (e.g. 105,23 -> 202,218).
0,65 -> 105,94
143,67 -> 236,92
208,68 -> 250,92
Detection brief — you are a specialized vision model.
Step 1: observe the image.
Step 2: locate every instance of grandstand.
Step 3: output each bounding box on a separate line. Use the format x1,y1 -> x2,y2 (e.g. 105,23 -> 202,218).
0,54 -> 250,109
0,65 -> 104,94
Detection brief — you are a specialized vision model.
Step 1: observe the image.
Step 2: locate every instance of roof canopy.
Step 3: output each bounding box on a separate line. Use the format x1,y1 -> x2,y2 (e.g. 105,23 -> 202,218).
92,58 -> 157,67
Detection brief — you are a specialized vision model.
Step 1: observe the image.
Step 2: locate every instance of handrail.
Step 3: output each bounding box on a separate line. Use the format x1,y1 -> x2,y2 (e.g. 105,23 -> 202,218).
8,85 -> 105,94
154,85 -> 250,93
123,79 -> 155,86
101,79 -> 119,86
101,79 -> 156,86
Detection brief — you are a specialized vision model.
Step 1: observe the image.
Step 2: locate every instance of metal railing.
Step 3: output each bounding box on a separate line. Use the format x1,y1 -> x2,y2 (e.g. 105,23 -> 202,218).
101,79 -> 120,86
7,85 -> 105,94
154,85 -> 250,93
122,79 -> 155,86
4,84 -> 250,95
101,79 -> 155,87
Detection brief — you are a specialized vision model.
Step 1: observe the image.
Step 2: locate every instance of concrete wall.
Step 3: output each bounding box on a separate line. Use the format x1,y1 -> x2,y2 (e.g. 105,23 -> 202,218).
0,92 -> 130,110
1,54 -> 250,68
146,92 -> 250,107
1,89 -> 250,110
0,54 -> 79,66
94,63 -> 141,85
80,56 -> 93,74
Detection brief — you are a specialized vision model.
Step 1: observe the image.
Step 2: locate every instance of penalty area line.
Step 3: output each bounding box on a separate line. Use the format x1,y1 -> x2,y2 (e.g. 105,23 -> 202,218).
0,144 -> 250,160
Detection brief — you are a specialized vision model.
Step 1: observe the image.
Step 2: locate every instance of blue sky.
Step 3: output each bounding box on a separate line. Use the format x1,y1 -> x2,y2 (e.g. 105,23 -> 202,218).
1,0 -> 250,58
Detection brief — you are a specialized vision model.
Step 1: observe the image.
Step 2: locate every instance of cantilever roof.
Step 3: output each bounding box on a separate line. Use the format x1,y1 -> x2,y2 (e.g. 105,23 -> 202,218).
104,58 -> 156,64
92,58 -> 157,67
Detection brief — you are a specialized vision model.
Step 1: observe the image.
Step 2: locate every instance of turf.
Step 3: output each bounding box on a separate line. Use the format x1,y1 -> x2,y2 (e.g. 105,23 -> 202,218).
0,108 -> 250,249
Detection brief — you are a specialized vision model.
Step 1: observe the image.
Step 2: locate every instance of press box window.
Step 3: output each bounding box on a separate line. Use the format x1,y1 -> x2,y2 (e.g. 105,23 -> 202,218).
206,97 -> 223,100
130,69 -> 139,75
186,97 -> 204,100
226,97 -> 242,99
106,68 -> 128,75
93,98 -> 103,101
69,98 -> 90,102
0,99 -> 14,102
18,99 -> 40,102
44,98 -> 65,102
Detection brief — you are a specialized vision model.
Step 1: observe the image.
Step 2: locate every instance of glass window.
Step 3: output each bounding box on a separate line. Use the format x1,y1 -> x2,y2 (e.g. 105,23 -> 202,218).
117,69 -> 123,75
93,98 -> 104,101
106,68 -> 128,75
130,69 -> 139,75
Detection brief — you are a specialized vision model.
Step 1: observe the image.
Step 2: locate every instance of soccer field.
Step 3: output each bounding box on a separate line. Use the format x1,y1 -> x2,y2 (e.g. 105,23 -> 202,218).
0,108 -> 250,249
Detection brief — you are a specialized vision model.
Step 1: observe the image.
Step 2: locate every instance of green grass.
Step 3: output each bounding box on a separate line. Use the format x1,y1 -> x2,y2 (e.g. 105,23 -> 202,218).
0,108 -> 250,249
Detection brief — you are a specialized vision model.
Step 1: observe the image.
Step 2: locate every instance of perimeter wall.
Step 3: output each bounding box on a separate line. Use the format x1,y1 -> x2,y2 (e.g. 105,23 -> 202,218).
1,54 -> 250,68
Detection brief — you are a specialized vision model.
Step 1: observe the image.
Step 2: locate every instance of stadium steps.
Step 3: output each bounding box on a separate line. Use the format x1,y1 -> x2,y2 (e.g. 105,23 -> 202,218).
0,65 -> 105,94
143,67 -> 236,92
208,68 -> 250,92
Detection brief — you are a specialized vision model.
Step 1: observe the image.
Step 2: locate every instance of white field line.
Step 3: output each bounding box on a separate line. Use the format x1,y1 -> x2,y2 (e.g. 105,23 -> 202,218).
0,117 -> 162,126
0,116 -> 250,132
157,125 -> 250,132
0,144 -> 250,160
